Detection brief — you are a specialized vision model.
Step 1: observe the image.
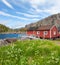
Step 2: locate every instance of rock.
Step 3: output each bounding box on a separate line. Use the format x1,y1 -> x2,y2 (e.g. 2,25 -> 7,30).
0,39 -> 8,46
0,38 -> 17,46
5,38 -> 17,43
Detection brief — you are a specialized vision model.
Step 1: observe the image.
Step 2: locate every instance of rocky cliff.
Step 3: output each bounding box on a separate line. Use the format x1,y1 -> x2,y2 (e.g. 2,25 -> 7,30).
25,13 -> 60,30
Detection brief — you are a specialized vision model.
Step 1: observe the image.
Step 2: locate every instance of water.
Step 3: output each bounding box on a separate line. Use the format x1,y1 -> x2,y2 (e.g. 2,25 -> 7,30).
0,33 -> 26,39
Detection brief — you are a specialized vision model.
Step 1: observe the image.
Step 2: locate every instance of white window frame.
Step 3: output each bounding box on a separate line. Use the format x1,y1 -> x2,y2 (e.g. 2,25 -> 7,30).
37,31 -> 40,34
53,31 -> 56,35
44,31 -> 48,35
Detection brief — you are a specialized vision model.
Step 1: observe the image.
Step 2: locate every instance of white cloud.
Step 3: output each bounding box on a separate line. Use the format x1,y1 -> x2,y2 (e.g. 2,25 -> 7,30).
29,0 -> 46,9
10,0 -> 28,10
41,0 -> 60,14
0,11 -> 40,23
2,0 -> 14,9
24,13 -> 39,18
11,21 -> 26,29
0,11 -> 29,20
3,0 -> 60,15
0,20 -> 12,28
27,0 -> 60,15
0,19 -> 28,29
0,20 -> 9,25
16,12 -> 40,18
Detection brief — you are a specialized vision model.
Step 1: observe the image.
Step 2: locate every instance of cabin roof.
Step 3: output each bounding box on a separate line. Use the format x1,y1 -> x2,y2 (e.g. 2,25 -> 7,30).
27,25 -> 56,31
37,25 -> 52,31
27,27 -> 38,31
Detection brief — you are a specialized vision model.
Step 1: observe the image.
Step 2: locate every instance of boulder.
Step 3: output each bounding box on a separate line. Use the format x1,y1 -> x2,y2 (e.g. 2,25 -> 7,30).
5,38 -> 17,43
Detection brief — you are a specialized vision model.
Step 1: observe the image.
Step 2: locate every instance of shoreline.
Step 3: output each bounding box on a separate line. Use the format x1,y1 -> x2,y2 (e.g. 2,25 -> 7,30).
0,32 -> 26,34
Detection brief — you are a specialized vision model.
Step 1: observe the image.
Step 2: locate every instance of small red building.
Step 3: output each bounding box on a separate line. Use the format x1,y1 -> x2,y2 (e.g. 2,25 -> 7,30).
27,25 -> 59,39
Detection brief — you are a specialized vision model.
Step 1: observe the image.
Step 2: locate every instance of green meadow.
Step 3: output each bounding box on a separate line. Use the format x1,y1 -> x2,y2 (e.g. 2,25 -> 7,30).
0,40 -> 60,65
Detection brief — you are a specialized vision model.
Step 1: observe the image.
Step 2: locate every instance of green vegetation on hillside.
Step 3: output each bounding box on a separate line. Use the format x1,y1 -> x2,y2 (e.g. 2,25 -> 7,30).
0,40 -> 60,65
0,24 -> 11,33
0,24 -> 26,33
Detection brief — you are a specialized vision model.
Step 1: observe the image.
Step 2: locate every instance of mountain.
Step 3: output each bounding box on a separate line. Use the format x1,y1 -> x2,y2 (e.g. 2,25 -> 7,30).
0,24 -> 11,33
25,13 -> 60,30
0,24 -> 26,33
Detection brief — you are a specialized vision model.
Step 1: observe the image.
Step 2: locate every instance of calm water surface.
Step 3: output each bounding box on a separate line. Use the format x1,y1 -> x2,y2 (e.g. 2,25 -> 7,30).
0,33 -> 26,39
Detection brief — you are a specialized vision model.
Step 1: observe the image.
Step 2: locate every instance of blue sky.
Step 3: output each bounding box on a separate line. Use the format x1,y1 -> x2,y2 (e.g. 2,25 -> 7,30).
0,0 -> 60,29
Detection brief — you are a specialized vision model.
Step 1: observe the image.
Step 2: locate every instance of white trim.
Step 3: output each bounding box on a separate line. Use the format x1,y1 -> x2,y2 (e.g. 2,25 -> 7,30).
37,31 -> 40,34
44,31 -> 48,35
50,29 -> 51,38
50,25 -> 56,30
50,25 -> 57,38
53,31 -> 56,35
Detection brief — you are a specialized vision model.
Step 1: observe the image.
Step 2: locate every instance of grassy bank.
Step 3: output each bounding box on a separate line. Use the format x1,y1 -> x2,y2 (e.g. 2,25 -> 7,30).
0,40 -> 60,65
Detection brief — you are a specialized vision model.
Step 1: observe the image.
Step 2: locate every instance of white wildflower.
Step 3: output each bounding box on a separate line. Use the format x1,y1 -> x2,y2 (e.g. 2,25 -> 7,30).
47,61 -> 50,63
41,56 -> 44,58
55,58 -> 59,61
51,52 -> 55,56
51,56 -> 55,59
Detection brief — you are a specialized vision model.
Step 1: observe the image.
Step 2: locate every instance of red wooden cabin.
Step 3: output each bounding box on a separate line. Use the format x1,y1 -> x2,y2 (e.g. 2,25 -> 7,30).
27,25 -> 60,39
36,25 -> 58,39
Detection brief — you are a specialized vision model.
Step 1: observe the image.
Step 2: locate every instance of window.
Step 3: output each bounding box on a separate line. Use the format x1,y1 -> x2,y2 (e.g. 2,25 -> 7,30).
54,31 -> 56,35
44,31 -> 48,35
37,31 -> 40,34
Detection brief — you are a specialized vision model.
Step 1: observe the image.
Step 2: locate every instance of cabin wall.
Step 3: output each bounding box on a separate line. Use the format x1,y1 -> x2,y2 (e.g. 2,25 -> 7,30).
44,31 -> 50,38
36,30 -> 50,38
27,31 -> 37,36
27,31 -> 33,36
51,26 -> 58,38
33,31 -> 37,36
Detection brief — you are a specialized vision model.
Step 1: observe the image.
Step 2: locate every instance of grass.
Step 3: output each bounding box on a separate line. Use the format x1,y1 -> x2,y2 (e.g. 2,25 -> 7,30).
0,40 -> 60,65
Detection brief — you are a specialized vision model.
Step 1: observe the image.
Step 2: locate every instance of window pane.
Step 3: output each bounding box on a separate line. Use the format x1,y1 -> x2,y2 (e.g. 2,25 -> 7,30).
37,31 -> 40,34
44,31 -> 48,35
